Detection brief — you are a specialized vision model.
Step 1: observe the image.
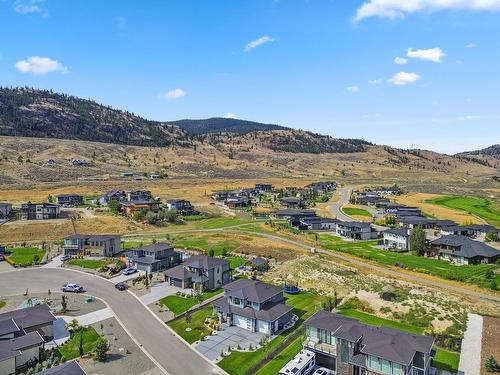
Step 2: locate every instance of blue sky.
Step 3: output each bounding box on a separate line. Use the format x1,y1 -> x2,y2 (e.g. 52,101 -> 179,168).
1,0 -> 500,153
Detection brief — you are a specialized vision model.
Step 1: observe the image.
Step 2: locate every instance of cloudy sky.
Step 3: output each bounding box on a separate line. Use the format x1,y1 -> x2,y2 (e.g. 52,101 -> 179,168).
1,0 -> 500,153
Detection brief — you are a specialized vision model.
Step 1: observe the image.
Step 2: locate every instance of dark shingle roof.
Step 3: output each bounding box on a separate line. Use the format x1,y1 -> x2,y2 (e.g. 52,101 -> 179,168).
38,361 -> 87,375
136,242 -> 173,253
305,311 -> 434,365
164,264 -> 194,280
430,235 -> 500,259
223,279 -> 283,304
0,318 -> 20,336
384,228 -> 411,237
184,255 -> 229,270
0,304 -> 56,329
0,331 -> 45,361
213,297 -> 292,322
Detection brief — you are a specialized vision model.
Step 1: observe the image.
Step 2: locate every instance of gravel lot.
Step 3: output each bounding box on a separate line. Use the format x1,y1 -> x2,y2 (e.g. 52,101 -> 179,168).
80,317 -> 163,375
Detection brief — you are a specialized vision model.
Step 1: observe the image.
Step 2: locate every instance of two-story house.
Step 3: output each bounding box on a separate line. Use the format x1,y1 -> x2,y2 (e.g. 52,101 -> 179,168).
62,234 -> 122,257
120,201 -> 160,216
166,199 -> 196,215
164,255 -> 231,291
280,197 -> 304,209
213,279 -> 293,335
336,222 -> 378,240
297,217 -> 338,231
383,228 -> 411,251
20,203 -> 60,220
0,304 -> 57,375
126,190 -> 153,202
127,243 -> 181,273
99,190 -> 126,206
303,311 -> 434,375
55,194 -> 84,207
429,235 -> 500,264
255,183 -> 274,192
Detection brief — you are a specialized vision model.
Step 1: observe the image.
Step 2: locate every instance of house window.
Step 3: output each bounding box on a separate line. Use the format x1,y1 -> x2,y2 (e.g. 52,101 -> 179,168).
381,359 -> 390,374
391,363 -> 401,375
369,356 -> 381,371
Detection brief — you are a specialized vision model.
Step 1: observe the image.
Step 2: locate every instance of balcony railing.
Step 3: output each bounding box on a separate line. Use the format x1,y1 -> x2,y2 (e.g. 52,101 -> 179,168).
303,338 -> 337,356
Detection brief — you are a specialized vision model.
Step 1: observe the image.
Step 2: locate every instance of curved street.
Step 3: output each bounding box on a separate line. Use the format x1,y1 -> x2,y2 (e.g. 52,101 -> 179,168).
327,186 -> 353,221
0,268 -> 224,375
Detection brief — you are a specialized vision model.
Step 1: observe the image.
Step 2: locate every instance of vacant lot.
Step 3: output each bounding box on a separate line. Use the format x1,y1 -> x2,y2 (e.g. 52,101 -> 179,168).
426,195 -> 500,227
481,316 -> 500,375
5,247 -> 45,266
315,233 -> 500,290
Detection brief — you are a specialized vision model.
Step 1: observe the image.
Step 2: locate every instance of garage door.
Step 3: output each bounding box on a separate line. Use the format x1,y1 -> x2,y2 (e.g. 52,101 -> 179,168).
233,315 -> 253,330
256,320 -> 269,333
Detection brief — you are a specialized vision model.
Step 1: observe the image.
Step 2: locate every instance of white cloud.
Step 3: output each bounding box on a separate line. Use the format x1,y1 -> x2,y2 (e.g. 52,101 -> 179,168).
224,112 -> 238,119
368,78 -> 383,84
245,36 -> 276,52
353,0 -> 500,22
394,56 -> 408,65
407,47 -> 445,63
466,42 -> 477,48
14,56 -> 69,75
162,88 -> 186,100
346,85 -> 359,93
388,72 -> 421,85
13,0 -> 48,16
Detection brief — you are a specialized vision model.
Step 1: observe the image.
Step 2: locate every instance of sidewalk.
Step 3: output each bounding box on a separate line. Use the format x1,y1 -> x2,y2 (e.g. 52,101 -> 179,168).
459,313 -> 483,375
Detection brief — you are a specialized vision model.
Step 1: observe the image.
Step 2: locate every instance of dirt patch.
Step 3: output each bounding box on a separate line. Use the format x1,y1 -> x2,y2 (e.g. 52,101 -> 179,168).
480,316 -> 500,375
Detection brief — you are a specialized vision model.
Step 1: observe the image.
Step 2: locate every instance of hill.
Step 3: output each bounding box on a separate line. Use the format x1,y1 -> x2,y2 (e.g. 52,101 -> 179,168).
0,87 -> 368,154
456,144 -> 500,160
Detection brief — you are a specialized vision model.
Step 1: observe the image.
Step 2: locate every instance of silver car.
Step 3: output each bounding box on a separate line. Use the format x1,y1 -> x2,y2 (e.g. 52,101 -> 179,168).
61,283 -> 83,293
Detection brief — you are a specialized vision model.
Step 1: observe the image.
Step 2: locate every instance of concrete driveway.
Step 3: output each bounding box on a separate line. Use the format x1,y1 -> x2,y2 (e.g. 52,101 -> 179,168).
140,283 -> 188,305
0,261 -> 13,273
41,255 -> 64,268
0,268 -> 224,375
109,270 -> 144,285
194,325 -> 265,362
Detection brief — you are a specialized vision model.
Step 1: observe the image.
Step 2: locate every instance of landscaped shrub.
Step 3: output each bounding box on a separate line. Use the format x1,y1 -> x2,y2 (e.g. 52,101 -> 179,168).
340,297 -> 374,313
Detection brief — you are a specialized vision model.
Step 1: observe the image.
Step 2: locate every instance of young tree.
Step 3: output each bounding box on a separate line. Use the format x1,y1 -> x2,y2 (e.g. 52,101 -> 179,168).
208,249 -> 215,258
65,319 -> 80,338
485,355 -> 500,372
485,230 -> 499,243
33,254 -> 40,264
185,314 -> 192,325
61,295 -> 68,313
108,199 -> 121,214
409,225 -> 427,256
144,271 -> 150,289
92,337 -> 109,362
78,329 -> 84,357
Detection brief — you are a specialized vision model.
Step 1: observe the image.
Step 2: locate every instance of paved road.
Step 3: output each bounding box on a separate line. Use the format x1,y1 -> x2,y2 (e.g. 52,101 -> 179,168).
0,268 -> 224,375
327,186 -> 353,221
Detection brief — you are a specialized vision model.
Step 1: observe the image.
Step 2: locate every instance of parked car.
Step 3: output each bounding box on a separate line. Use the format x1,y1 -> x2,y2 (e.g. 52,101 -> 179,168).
313,368 -> 334,375
122,267 -> 137,275
60,255 -> 71,261
61,283 -> 83,293
115,282 -> 127,291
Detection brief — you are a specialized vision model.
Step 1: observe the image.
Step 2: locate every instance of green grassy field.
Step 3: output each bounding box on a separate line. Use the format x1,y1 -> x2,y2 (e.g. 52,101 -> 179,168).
171,235 -> 240,256
6,247 -> 46,266
160,289 -> 222,316
167,305 -> 213,343
254,336 -> 303,375
218,292 -> 325,375
66,258 -> 108,270
432,348 -> 461,372
57,327 -> 100,360
426,195 -> 500,227
342,207 -> 372,218
314,234 -> 500,290
187,216 -> 253,230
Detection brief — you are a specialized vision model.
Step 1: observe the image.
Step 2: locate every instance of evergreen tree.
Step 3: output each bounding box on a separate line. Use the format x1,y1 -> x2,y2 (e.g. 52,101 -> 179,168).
410,225 -> 426,256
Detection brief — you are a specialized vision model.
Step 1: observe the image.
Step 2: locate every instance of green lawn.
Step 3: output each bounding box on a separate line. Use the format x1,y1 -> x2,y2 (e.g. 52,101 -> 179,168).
57,327 -> 100,360
426,195 -> 500,227
67,258 -> 108,270
218,292 -> 325,375
168,305 -> 213,343
315,234 -> 500,290
342,207 -> 372,218
160,289 -> 223,316
6,247 -> 46,266
171,235 -> 240,256
0,301 -> 6,309
254,336 -> 303,375
188,216 -> 252,230
227,256 -> 247,269
338,309 -> 459,372
122,241 -> 145,250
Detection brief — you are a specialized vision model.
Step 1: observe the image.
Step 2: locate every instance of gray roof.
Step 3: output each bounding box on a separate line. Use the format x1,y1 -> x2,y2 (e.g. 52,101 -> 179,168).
38,361 -> 87,375
300,216 -> 338,224
430,235 -> 500,259
384,228 -> 411,237
136,242 -> 173,253
305,311 -> 434,365
0,318 -> 20,336
184,255 -> 229,270
0,304 -> 56,330
0,331 -> 45,361
251,257 -> 267,266
273,209 -> 316,217
223,279 -> 283,304
337,221 -> 372,229
65,234 -> 120,241
164,264 -> 194,280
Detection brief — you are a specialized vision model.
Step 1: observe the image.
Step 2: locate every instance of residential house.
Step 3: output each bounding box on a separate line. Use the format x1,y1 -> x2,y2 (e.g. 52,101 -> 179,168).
127,242 -> 181,273
99,190 -> 126,206
429,235 -> 500,264
280,197 -> 304,209
0,305 -> 57,375
20,203 -> 60,220
126,190 -> 153,202
0,203 -> 12,218
37,361 -> 87,375
336,222 -> 378,240
56,194 -> 83,207
166,199 -> 196,215
463,224 -> 497,240
121,201 -> 160,216
120,172 -> 134,177
397,216 -> 435,229
164,255 -> 230,291
69,159 -> 92,167
62,234 -> 122,257
297,217 -> 338,231
306,181 -> 337,195
303,311 -> 434,375
225,197 -> 251,209
149,174 -> 161,179
383,228 -> 411,251
212,191 -> 230,201
255,183 -> 273,192
250,257 -> 268,272
213,279 -> 293,335
273,209 -> 316,220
